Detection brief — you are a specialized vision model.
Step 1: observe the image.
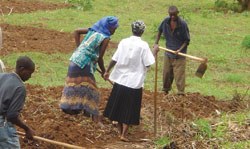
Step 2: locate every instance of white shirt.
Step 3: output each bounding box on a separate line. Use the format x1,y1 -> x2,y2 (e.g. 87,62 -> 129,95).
109,36 -> 155,89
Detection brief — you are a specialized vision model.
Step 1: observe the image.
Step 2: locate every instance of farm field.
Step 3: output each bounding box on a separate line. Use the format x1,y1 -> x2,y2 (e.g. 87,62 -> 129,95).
0,0 -> 249,148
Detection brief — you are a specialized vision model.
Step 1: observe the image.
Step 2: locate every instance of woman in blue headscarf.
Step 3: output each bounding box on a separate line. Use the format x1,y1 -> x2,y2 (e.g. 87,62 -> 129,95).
60,16 -> 119,125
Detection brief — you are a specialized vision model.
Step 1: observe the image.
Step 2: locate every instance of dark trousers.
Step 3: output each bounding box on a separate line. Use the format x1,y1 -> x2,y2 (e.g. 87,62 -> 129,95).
163,55 -> 186,94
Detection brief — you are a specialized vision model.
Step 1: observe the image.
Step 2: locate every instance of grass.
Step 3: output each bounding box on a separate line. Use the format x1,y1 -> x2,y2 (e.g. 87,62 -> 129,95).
192,110 -> 250,148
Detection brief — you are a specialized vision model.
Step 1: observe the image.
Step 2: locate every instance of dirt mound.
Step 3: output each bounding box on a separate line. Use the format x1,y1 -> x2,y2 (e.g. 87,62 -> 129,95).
0,23 -> 118,55
144,91 -> 248,121
0,0 -> 71,14
17,84 -> 248,148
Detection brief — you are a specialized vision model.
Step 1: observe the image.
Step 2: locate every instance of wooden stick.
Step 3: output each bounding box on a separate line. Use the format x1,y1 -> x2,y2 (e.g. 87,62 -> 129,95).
96,68 -> 114,86
159,46 -> 206,62
154,53 -> 158,137
17,131 -> 85,149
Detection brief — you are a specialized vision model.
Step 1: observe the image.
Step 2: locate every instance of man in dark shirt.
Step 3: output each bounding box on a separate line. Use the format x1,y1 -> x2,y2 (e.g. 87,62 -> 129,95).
153,5 -> 190,95
0,56 -> 35,148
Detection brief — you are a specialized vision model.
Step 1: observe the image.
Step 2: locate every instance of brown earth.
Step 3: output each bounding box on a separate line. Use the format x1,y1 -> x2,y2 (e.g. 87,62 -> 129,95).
0,23 -> 118,56
0,0 -> 249,148
17,84 -> 249,149
0,0 -> 71,14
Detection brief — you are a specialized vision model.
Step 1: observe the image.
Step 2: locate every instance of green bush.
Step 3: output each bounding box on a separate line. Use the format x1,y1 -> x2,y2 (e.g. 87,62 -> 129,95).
214,0 -> 228,12
242,35 -> 250,49
214,0 -> 242,12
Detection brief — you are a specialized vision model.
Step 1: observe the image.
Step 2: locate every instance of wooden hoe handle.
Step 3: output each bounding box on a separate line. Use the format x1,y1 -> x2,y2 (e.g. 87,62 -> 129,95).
96,68 -> 114,86
17,131 -> 85,149
159,46 -> 206,62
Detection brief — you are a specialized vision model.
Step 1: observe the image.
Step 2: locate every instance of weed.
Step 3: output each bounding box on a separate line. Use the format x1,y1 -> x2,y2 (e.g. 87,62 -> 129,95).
213,125 -> 228,138
193,119 -> 213,138
156,137 -> 171,147
241,35 -> 250,49
48,98 -> 55,104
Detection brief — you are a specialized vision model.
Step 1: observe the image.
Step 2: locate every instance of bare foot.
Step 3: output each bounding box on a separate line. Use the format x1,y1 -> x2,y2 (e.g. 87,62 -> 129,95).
120,136 -> 129,142
97,122 -> 105,129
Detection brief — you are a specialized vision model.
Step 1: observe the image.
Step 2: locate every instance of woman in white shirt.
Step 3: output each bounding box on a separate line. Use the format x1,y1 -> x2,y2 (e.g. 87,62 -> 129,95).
103,21 -> 155,142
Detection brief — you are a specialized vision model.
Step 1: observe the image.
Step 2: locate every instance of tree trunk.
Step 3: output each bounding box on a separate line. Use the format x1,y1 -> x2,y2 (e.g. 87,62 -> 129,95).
238,0 -> 250,11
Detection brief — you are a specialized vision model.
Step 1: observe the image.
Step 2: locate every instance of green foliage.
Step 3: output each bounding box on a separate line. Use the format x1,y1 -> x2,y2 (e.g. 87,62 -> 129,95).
213,125 -> 228,138
241,35 -> 250,49
194,119 -> 213,138
156,137 -> 171,146
215,0 -> 228,12
65,0 -> 94,10
223,140 -> 250,148
236,0 -> 250,11
214,0 -> 241,12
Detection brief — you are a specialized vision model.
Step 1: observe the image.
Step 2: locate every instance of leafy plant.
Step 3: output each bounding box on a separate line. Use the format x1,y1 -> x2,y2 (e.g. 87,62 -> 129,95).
65,0 -> 94,10
156,137 -> 171,147
214,0 -> 228,12
193,119 -> 213,138
214,0 -> 250,12
213,125 -> 228,138
242,35 -> 250,49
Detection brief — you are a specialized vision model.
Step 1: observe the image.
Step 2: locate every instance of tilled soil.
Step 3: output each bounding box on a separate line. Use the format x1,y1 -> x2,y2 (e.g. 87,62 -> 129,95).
18,84 -> 248,149
0,23 -> 118,56
0,0 -> 71,14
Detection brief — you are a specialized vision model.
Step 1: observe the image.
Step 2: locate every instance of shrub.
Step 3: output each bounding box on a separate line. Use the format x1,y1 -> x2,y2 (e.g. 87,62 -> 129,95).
214,0 -> 250,12
214,0 -> 228,12
242,35 -> 250,49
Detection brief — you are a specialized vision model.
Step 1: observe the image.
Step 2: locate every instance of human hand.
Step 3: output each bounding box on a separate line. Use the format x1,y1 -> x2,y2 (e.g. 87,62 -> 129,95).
103,72 -> 109,80
153,44 -> 159,53
25,127 -> 34,140
174,49 -> 181,55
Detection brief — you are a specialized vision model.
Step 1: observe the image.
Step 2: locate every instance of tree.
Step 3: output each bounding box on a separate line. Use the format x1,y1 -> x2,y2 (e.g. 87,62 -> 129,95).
237,0 -> 250,11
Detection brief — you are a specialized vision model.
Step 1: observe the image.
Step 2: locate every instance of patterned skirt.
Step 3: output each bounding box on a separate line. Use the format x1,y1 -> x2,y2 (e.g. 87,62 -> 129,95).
60,62 -> 99,117
103,83 -> 142,125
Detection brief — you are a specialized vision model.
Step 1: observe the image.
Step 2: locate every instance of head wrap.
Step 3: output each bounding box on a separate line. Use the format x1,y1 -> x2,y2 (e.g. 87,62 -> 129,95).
131,20 -> 146,35
89,16 -> 119,38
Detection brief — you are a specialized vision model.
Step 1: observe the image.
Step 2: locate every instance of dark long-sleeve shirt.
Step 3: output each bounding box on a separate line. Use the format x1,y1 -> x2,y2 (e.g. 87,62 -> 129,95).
0,73 -> 26,120
158,16 -> 190,59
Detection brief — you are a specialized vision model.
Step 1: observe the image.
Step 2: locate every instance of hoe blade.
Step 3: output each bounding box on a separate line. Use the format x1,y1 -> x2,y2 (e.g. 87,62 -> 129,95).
195,62 -> 207,78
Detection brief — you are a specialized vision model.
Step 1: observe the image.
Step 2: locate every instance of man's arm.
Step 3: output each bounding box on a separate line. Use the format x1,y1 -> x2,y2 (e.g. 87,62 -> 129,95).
6,86 -> 33,139
9,116 -> 33,139
153,31 -> 162,56
74,28 -> 89,47
175,42 -> 188,54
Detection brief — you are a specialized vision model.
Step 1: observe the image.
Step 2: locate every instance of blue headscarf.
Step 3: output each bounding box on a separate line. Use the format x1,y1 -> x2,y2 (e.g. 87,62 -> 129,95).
89,16 -> 119,39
